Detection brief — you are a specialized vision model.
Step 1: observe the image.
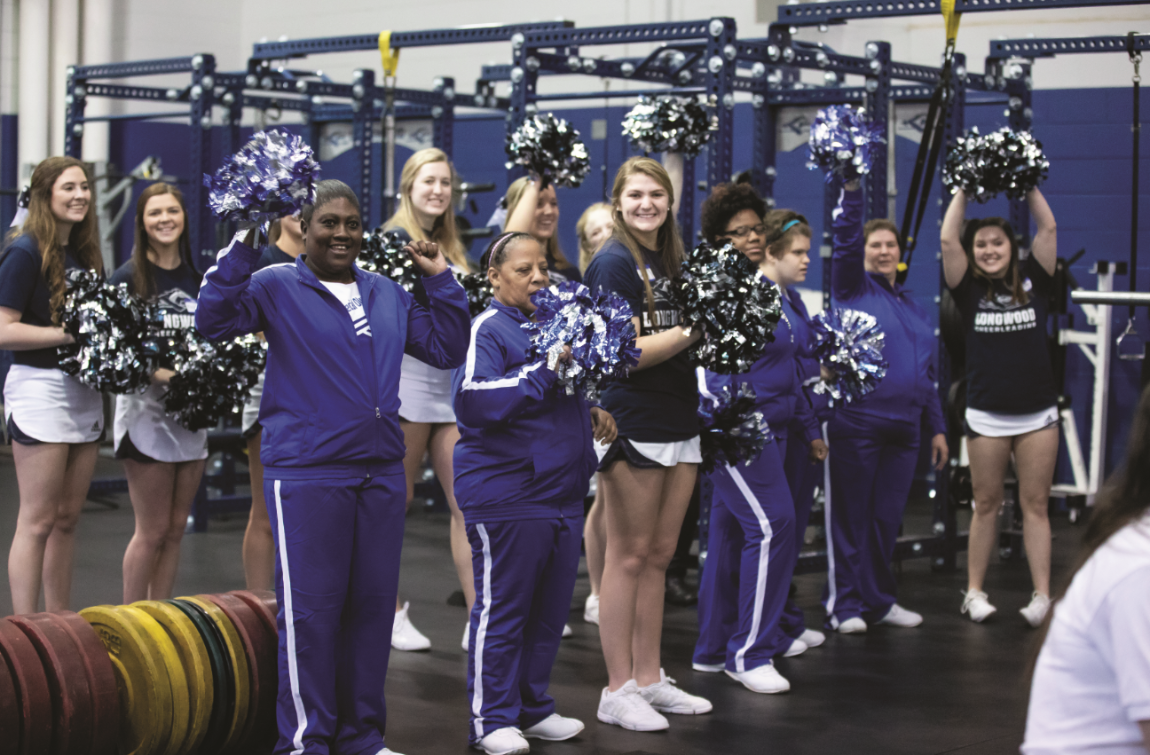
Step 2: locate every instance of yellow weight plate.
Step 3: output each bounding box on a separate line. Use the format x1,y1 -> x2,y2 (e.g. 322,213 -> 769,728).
178,596 -> 250,753
134,601 -> 212,755
79,605 -> 174,755
118,606 -> 189,755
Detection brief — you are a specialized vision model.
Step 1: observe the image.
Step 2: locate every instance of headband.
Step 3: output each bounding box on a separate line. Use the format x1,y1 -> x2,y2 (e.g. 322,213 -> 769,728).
762,217 -> 805,247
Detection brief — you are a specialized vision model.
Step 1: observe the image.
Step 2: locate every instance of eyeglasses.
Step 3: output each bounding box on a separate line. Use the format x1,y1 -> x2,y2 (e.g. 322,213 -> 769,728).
723,224 -> 767,239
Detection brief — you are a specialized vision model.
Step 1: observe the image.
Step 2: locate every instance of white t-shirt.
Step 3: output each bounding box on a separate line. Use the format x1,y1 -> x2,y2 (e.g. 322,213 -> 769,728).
1023,512 -> 1150,755
321,281 -> 371,338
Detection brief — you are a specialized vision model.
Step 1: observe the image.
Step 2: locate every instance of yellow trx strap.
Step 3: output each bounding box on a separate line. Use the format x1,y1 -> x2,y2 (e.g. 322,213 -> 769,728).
941,0 -> 962,50
379,31 -> 400,77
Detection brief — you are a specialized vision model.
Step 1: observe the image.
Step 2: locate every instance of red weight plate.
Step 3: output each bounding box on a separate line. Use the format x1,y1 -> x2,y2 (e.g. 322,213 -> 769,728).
54,611 -> 120,755
213,595 -> 277,752
251,590 -> 278,626
0,649 -> 20,752
199,595 -> 261,755
8,613 -> 95,755
0,619 -> 54,755
228,591 -> 277,637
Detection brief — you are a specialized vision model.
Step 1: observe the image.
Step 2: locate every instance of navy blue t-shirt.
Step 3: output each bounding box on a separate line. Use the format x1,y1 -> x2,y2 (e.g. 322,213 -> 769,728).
257,243 -> 296,270
0,235 -> 84,369
583,239 -> 697,442
110,258 -> 201,370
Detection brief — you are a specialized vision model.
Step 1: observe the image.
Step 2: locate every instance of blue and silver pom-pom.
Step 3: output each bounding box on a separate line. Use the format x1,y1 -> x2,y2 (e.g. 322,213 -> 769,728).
204,129 -> 320,225
524,281 -> 640,401
811,308 -> 888,404
807,105 -> 885,184
360,229 -> 418,292
622,95 -> 713,157
662,241 -> 783,374
163,333 -> 267,431
57,269 -> 153,394
505,113 -> 591,189
698,382 -> 773,473
943,126 -> 1049,203
455,270 -> 493,318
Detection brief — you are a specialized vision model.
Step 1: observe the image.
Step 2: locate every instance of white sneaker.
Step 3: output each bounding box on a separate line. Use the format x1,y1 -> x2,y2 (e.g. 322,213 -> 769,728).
391,602 -> 431,651
475,727 -> 530,755
637,669 -> 712,715
522,713 -> 584,741
691,662 -> 724,673
782,637 -> 808,658
961,590 -> 997,623
1019,593 -> 1051,628
799,629 -> 826,648
462,622 -> 470,652
836,617 -> 867,634
376,749 -> 405,755
876,604 -> 923,628
597,680 -> 669,731
726,663 -> 791,694
583,594 -> 599,625
562,623 -> 573,638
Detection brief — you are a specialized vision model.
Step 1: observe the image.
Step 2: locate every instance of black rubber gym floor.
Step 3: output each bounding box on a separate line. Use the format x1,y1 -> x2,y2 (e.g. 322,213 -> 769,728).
1,451 -> 1078,755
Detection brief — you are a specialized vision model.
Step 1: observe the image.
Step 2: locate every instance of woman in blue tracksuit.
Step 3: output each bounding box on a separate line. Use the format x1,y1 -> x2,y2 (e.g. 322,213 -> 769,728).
453,231 -> 616,755
824,180 -> 948,633
196,180 -> 470,755
692,184 -> 825,695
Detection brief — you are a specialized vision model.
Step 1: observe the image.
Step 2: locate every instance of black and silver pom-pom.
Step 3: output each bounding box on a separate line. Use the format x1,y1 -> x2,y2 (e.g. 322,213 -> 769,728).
807,105 -> 885,184
505,113 -> 591,188
811,308 -> 888,404
204,129 -> 320,225
661,241 -> 782,374
163,333 -> 267,431
57,269 -> 153,394
524,281 -> 640,401
942,126 -> 1049,203
360,229 -> 418,292
699,382 -> 772,474
455,271 -> 493,318
622,95 -> 713,157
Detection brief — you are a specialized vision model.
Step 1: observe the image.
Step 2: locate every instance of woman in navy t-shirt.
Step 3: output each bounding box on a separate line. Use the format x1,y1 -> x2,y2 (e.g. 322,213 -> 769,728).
110,183 -> 207,603
942,187 -> 1060,627
583,156 -> 710,732
0,156 -> 104,615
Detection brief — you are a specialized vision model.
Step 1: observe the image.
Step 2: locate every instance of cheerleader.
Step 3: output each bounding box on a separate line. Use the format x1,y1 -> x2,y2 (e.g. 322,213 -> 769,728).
241,214 -> 305,591
824,181 -> 948,633
691,185 -> 826,694
196,179 -> 469,755
504,177 -> 580,283
941,188 -> 1059,626
110,183 -> 206,603
454,231 -> 616,755
583,157 -> 710,732
0,157 -> 104,615
382,147 -> 474,651
576,202 -> 614,274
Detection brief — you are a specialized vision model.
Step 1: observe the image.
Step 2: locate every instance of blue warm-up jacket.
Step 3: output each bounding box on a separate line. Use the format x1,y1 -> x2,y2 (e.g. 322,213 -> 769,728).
452,298 -> 597,522
196,237 -> 470,479
781,284 -> 834,427
701,278 -> 820,445
831,187 -> 946,436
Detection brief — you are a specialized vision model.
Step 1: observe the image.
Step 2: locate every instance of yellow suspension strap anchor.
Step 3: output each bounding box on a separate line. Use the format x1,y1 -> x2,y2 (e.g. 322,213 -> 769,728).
380,31 -> 400,218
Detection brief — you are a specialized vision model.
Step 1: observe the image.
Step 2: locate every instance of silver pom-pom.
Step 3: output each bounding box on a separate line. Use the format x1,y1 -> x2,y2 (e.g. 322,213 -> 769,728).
622,95 -> 713,157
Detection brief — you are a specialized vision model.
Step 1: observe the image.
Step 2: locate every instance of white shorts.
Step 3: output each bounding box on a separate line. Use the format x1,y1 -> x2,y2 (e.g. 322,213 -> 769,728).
114,384 -> 208,463
3,365 -> 104,444
397,354 -> 456,424
595,436 -> 702,468
966,405 -> 1060,438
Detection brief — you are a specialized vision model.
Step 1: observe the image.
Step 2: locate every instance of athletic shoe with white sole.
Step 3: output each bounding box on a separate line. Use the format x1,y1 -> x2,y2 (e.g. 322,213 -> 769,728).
836,617 -> 867,634
726,663 -> 791,694
584,594 -> 599,625
692,661 -> 724,673
562,623 -> 573,638
391,602 -> 431,651
475,727 -> 530,755
376,749 -> 405,755
961,590 -> 997,623
799,629 -> 826,648
522,713 -> 584,741
462,622 -> 470,652
1019,592 -> 1051,628
876,604 -> 923,628
597,680 -> 669,731
637,669 -> 713,715
783,637 -> 808,658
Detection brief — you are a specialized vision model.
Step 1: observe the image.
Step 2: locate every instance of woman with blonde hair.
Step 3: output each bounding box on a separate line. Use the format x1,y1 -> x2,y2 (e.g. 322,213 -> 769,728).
504,176 -> 580,283
576,201 -> 614,274
383,147 -> 474,650
583,156 -> 710,731
0,156 -> 104,614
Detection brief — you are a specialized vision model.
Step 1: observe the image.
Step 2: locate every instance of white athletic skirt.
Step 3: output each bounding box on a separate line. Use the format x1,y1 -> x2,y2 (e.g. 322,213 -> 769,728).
114,383 -> 208,463
966,405 -> 1059,438
241,371 -> 265,436
594,436 -> 702,466
3,365 -> 104,444
397,354 -> 456,424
